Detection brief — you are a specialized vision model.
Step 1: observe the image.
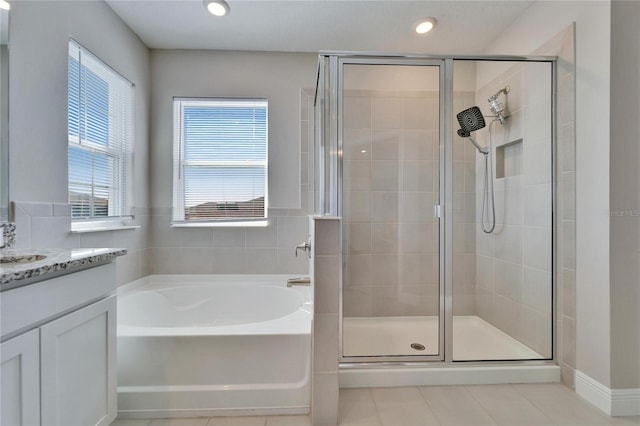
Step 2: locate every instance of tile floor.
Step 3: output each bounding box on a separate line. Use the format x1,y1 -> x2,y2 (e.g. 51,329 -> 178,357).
111,383 -> 640,426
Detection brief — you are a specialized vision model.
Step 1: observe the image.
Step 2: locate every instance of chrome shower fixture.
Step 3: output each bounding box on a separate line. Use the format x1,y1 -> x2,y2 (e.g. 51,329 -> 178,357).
488,85 -> 510,124
456,106 -> 486,137
456,106 -> 489,154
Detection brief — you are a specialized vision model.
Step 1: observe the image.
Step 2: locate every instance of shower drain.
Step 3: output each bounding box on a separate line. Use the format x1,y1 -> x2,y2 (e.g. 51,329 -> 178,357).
410,343 -> 426,351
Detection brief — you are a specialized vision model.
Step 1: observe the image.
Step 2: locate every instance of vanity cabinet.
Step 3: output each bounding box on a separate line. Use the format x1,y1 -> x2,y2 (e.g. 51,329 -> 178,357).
0,329 -> 40,426
0,263 -> 118,426
40,296 -> 116,426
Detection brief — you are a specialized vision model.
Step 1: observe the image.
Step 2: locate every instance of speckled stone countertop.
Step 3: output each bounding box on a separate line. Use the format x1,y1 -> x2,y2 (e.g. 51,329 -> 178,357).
1,248 -> 127,290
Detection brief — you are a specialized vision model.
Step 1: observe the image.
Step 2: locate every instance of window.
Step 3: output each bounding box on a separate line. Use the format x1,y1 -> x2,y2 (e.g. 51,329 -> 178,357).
172,98 -> 268,225
68,40 -> 133,219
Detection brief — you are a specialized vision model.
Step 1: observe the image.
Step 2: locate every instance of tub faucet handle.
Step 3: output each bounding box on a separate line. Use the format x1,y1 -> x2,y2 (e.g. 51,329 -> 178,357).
295,238 -> 312,258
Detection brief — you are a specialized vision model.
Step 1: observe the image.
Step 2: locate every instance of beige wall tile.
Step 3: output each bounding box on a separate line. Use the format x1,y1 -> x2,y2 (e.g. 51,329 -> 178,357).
314,256 -> 340,314
311,372 -> 339,426
371,98 -> 402,130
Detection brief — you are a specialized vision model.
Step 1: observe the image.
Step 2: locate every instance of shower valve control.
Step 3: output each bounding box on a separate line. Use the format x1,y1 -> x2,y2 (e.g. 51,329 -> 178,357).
295,237 -> 312,258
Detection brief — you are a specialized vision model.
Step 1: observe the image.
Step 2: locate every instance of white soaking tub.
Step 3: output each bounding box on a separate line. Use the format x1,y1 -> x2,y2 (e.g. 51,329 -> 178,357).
116,275 -> 312,418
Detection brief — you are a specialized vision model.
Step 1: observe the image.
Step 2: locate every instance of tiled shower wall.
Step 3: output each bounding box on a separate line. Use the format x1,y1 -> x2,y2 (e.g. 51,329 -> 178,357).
342,88 -> 476,318
539,27 -> 576,387
452,91 -> 479,316
474,61 -> 554,358
301,89 -> 315,215
473,27 -> 576,367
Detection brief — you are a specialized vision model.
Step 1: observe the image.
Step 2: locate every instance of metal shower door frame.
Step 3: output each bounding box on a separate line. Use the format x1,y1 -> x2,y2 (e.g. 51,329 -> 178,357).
336,56 -> 447,363
317,52 -> 559,367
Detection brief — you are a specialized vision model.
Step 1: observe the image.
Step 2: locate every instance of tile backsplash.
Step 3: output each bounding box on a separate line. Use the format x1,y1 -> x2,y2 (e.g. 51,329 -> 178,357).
10,198 -> 312,281
11,201 -> 149,286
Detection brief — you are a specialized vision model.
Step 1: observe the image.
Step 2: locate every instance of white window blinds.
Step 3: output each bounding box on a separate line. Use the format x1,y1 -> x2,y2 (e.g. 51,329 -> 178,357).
172,98 -> 268,223
68,40 -> 133,219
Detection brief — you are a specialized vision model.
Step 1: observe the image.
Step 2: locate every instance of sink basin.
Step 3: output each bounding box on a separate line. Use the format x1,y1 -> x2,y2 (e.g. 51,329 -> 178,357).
0,254 -> 47,265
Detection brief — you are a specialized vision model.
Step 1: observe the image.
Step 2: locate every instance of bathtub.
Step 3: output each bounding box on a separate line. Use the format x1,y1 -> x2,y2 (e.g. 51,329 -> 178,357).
116,275 -> 312,418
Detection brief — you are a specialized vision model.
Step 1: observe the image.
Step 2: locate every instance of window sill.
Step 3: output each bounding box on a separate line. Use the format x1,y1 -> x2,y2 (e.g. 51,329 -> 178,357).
71,219 -> 141,233
171,220 -> 269,228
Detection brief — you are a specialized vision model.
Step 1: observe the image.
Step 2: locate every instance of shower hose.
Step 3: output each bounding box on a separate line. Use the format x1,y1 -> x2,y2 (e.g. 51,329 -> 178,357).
480,119 -> 499,234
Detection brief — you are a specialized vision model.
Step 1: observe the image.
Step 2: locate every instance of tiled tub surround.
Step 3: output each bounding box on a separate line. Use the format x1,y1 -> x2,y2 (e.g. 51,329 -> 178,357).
147,208 -> 310,275
310,217 -> 340,426
473,61 -> 553,359
0,247 -> 126,290
10,203 -> 312,284
11,201 -> 149,287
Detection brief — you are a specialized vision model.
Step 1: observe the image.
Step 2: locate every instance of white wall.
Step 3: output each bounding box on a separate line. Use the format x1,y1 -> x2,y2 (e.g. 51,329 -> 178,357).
148,50 -> 317,275
150,49 -> 316,210
10,0 -> 150,208
481,1 -> 612,387
609,0 -> 640,390
9,1 -> 151,286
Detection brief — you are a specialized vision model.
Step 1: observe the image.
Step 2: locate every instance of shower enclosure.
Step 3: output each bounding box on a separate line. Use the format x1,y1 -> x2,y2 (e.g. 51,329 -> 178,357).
314,53 -> 556,365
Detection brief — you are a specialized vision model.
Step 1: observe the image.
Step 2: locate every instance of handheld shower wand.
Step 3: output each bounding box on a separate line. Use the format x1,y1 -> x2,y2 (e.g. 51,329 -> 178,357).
456,104 -> 509,235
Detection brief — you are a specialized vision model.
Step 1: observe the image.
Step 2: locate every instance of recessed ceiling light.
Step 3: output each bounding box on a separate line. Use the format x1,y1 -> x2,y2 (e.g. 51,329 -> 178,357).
415,17 -> 437,34
204,0 -> 230,16
0,0 -> 10,10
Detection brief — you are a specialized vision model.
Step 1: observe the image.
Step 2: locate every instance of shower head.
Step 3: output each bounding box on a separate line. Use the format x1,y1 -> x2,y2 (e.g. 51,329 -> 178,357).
456,106 -> 486,138
488,86 -> 510,125
488,86 -> 510,103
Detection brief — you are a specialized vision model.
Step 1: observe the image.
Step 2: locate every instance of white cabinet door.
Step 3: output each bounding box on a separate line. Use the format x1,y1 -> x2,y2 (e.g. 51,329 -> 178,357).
40,296 -> 117,426
0,329 -> 40,426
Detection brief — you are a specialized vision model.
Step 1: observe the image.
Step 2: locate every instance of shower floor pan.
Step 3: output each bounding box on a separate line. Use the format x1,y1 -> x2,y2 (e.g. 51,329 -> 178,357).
341,315 -> 559,388
343,315 -> 544,360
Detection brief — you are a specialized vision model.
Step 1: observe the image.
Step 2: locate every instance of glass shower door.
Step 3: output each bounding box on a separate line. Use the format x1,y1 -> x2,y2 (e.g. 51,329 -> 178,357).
340,60 -> 443,360
450,59 -> 554,362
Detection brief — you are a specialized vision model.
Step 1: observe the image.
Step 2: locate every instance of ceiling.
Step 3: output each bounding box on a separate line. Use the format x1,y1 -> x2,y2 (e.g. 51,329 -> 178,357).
105,0 -> 535,54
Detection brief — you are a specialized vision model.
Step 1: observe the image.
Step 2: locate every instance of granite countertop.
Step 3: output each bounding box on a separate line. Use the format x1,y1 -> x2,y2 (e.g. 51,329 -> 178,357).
1,248 -> 127,290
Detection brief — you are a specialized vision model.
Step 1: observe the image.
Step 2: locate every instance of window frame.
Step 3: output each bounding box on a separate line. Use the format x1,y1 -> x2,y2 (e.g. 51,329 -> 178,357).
67,39 -> 134,224
172,97 -> 269,227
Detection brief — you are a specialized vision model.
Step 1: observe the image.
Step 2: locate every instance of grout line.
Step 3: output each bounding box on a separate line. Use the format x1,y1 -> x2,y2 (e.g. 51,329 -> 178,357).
365,387 -> 385,426
467,384 -> 555,426
416,386 -> 445,426
462,384 -> 504,426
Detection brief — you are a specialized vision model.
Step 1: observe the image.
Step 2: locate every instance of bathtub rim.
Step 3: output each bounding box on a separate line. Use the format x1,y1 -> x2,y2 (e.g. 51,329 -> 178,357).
117,274 -> 312,337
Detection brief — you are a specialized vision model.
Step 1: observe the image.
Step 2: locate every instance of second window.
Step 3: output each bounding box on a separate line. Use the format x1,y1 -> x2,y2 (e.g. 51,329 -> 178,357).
172,98 -> 268,224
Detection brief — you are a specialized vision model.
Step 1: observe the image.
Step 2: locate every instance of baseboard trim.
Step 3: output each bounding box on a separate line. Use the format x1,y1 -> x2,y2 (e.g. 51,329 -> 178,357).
575,370 -> 640,416
611,388 -> 640,416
